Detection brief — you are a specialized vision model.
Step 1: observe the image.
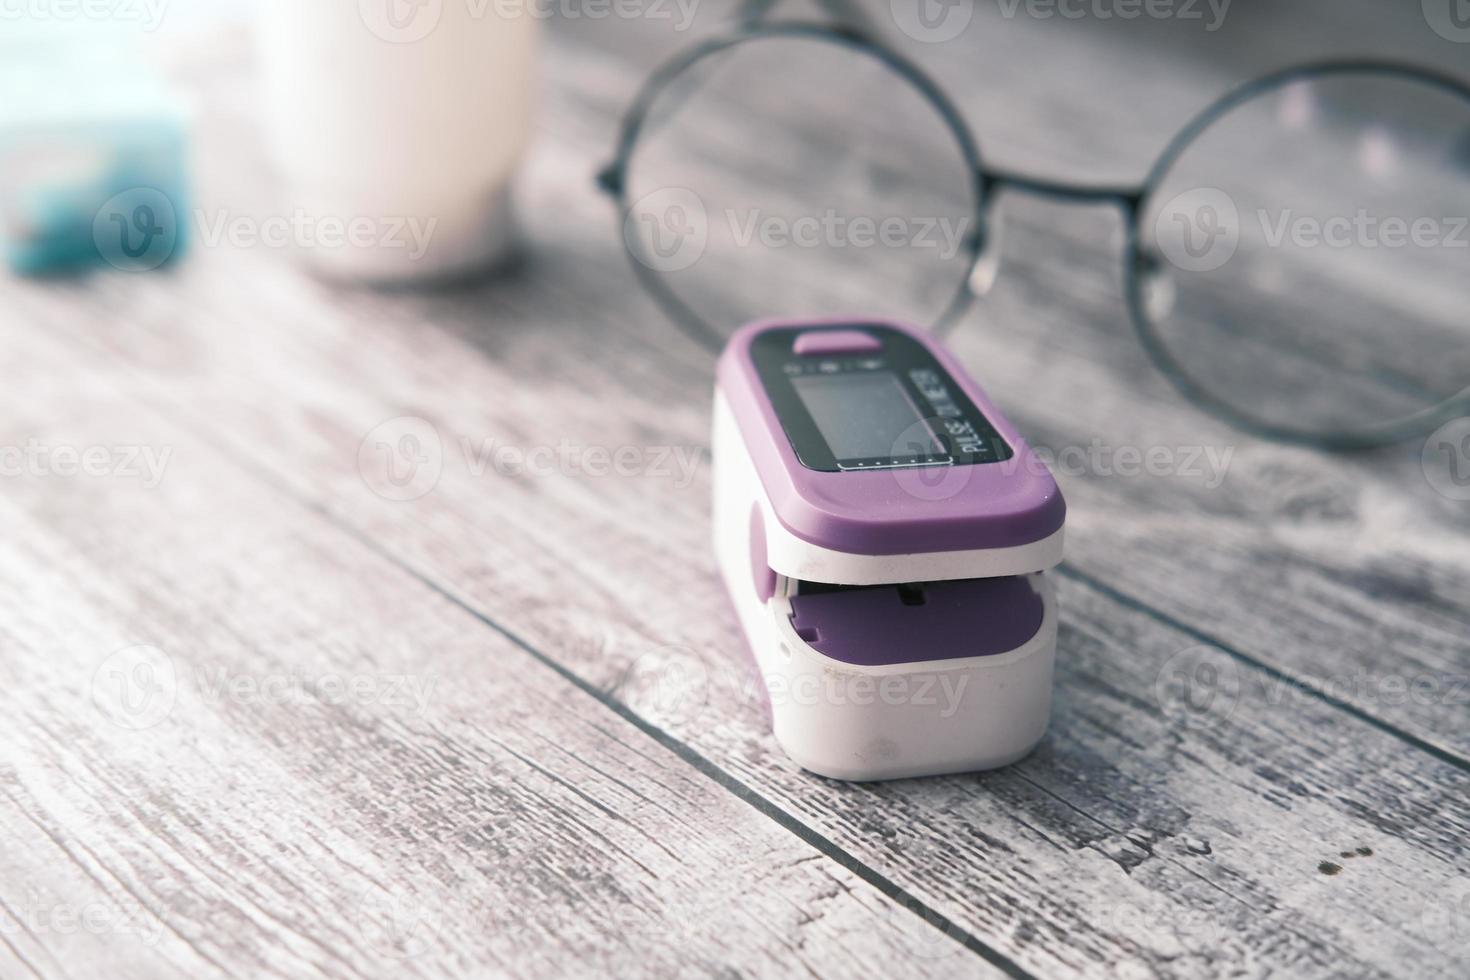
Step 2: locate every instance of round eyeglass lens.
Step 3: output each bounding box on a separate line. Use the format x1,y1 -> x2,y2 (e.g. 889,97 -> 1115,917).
1136,67 -> 1470,445
619,30 -> 981,346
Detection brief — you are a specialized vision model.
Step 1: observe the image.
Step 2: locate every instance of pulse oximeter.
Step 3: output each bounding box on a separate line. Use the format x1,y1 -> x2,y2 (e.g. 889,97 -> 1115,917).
713,317 -> 1065,780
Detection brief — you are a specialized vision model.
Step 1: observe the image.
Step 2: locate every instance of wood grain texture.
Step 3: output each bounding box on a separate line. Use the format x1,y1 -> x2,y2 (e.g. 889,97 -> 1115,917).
0,301 -> 999,978
4,4 -> 1469,978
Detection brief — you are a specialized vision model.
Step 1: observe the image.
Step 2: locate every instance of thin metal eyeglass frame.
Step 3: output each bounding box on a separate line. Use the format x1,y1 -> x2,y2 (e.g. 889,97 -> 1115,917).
597,21 -> 1470,450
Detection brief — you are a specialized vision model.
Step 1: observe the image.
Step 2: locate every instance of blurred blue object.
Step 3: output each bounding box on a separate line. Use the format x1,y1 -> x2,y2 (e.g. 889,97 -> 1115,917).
0,23 -> 190,275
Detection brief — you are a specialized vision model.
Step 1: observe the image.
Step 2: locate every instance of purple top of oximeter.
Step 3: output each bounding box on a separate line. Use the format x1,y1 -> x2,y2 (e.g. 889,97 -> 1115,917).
717,316 -> 1065,556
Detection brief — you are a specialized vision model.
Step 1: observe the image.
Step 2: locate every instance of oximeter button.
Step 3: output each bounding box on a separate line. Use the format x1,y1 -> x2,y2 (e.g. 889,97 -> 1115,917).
792,330 -> 881,356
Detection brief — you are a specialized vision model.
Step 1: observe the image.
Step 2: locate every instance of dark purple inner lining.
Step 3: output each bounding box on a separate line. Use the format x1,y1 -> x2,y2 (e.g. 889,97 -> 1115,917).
787,575 -> 1045,667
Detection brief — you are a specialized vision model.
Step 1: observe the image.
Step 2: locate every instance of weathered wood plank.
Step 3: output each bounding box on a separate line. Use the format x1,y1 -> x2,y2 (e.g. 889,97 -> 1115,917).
0,327 -> 1002,979
17,233 -> 1469,978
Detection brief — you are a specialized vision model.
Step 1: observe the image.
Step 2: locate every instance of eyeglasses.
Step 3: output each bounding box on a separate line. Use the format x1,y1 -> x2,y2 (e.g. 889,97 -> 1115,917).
598,14 -> 1470,450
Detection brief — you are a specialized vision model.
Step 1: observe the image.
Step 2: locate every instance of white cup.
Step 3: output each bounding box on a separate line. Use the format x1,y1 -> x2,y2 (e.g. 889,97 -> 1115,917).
256,0 -> 537,282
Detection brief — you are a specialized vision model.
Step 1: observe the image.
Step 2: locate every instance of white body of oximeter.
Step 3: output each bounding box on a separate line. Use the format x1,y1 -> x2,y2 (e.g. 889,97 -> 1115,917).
713,317 -> 1066,780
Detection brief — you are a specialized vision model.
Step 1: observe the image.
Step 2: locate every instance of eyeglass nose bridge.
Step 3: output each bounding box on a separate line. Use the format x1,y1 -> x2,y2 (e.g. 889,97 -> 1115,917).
964,167 -> 1145,298
979,167 -> 1143,213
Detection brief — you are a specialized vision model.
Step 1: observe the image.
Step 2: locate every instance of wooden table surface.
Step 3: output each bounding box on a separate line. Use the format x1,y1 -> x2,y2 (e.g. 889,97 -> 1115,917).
3,3 -> 1468,978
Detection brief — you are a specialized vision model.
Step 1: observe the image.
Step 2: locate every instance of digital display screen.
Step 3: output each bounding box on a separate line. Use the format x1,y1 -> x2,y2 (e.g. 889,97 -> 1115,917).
750,325 -> 1012,471
790,371 -> 943,461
